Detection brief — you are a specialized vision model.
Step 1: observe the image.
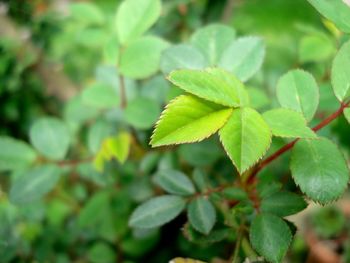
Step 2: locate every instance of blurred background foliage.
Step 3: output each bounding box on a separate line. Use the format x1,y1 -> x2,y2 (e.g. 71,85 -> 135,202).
0,0 -> 350,262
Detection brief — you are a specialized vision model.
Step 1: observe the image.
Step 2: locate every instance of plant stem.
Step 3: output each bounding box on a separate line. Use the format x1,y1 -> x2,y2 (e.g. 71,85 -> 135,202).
248,101 -> 350,182
119,74 -> 127,109
231,226 -> 244,263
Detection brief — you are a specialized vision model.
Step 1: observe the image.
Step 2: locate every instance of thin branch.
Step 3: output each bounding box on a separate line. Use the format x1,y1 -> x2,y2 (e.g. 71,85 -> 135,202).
248,101 -> 350,182
119,74 -> 127,109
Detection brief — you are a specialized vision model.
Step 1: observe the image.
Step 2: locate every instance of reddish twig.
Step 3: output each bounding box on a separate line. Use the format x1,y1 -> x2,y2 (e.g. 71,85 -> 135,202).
248,101 -> 350,183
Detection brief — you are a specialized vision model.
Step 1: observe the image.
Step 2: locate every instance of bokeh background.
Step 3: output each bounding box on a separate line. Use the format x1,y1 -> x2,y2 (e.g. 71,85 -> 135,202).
0,0 -> 350,262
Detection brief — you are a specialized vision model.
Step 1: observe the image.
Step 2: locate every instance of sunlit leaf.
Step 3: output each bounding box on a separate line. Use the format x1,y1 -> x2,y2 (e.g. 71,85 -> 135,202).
151,95 -> 232,147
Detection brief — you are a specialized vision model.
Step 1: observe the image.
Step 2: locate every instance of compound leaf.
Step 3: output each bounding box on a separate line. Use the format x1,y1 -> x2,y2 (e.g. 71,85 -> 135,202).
219,36 -> 265,82
276,69 -> 319,122
153,169 -> 195,196
307,0 -> 350,33
30,117 -> 71,161
0,137 -> 37,172
331,40 -> 350,102
129,195 -> 186,228
262,108 -> 316,138
151,95 -> 233,147
250,213 -> 292,263
116,0 -> 161,45
119,36 -> 169,79
160,44 -> 206,74
10,165 -> 61,205
219,107 -> 271,174
168,68 -> 249,107
291,138 -> 349,204
188,197 -> 216,235
190,24 -> 236,66
261,191 -> 308,217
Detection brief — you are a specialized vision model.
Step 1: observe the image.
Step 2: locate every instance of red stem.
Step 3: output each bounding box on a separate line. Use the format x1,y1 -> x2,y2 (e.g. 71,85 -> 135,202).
248,101 -> 350,182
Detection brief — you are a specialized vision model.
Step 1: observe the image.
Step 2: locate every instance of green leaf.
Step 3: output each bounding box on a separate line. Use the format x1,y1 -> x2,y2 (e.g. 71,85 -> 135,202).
103,36 -> 119,65
93,132 -> 132,172
125,97 -> 161,129
188,197 -> 216,235
345,108 -> 350,123
82,83 -> 119,109
29,117 -> 71,161
260,191 -> 308,217
262,108 -> 316,138
87,120 -> 113,154
331,40 -> 350,102
160,44 -> 206,74
116,0 -> 161,45
9,165 -> 61,205
219,108 -> 271,174
70,2 -> 104,25
88,242 -> 116,263
276,69 -> 319,122
151,95 -> 233,147
168,68 -> 249,107
153,169 -> 195,196
291,138 -> 349,204
299,34 -> 335,63
119,36 -> 169,79
250,213 -> 292,263
129,195 -> 186,228
219,36 -> 265,82
190,24 -> 236,66
307,0 -> 350,33
0,137 -> 37,172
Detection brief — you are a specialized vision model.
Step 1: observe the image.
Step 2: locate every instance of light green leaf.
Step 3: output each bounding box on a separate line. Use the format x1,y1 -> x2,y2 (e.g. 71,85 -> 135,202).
119,36 -> 169,79
93,132 -> 132,172
250,213 -> 292,263
151,95 -> 233,147
103,36 -> 119,65
88,242 -> 116,263
0,137 -> 37,172
219,36 -> 265,82
219,108 -> 271,174
153,169 -> 195,196
116,0 -> 161,45
82,83 -> 119,109
276,69 -> 319,122
129,195 -> 186,228
291,138 -> 349,204
70,2 -> 104,25
299,34 -> 335,63
188,197 -> 216,235
345,108 -> 350,123
190,24 -> 236,66
9,165 -> 61,205
160,44 -> 206,74
307,0 -> 350,33
87,120 -> 113,154
125,97 -> 161,129
331,40 -> 350,102
29,117 -> 71,161
168,68 -> 249,107
261,191 -> 308,217
262,108 -> 316,138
